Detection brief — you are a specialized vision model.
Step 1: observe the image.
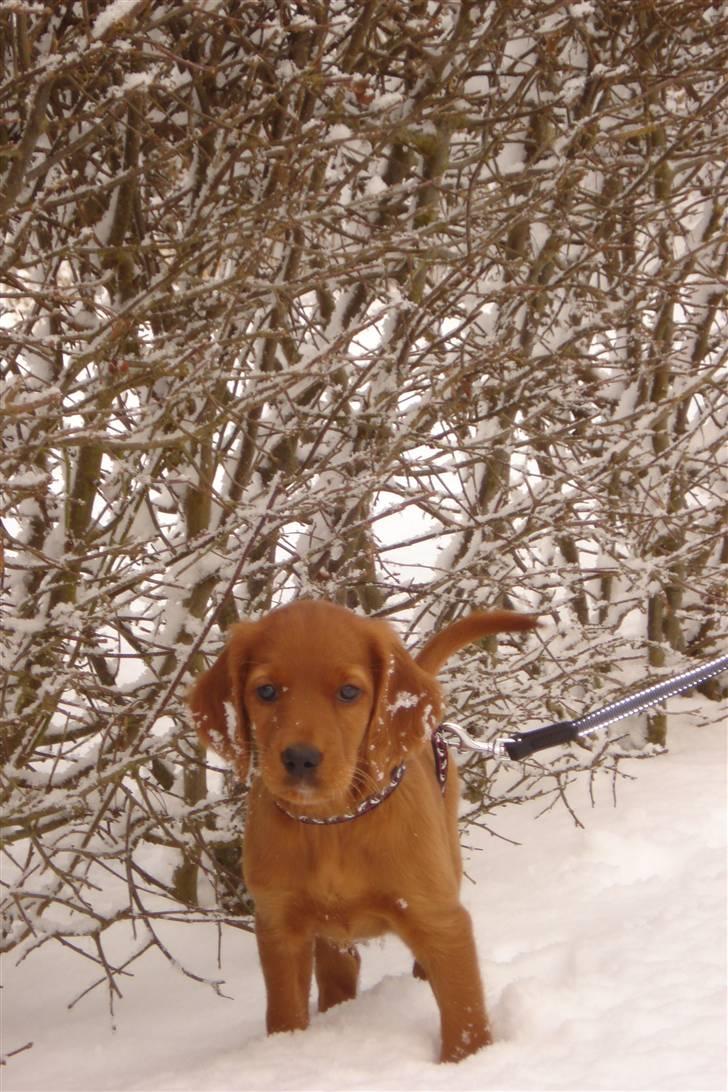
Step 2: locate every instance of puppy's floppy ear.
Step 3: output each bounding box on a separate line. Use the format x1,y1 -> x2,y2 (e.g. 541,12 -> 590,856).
366,622 -> 442,782
188,623 -> 256,781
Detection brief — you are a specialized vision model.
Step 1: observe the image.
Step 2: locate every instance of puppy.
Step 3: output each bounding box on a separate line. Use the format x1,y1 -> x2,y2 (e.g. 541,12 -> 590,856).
190,599 -> 537,1062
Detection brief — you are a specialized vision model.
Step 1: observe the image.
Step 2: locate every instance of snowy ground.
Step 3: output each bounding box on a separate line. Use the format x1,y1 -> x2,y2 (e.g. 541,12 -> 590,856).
3,710 -> 726,1092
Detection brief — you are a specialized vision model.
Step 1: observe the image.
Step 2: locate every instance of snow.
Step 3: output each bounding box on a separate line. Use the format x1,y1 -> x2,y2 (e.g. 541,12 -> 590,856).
90,1 -> 141,40
3,717 -> 725,1092
388,691 -> 420,714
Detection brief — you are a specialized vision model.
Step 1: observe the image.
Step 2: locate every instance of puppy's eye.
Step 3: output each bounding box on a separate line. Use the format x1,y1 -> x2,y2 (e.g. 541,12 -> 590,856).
338,684 -> 361,703
255,684 -> 279,703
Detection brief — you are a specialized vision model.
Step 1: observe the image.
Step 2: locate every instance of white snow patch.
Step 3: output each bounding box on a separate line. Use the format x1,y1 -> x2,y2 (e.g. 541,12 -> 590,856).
388,691 -> 420,714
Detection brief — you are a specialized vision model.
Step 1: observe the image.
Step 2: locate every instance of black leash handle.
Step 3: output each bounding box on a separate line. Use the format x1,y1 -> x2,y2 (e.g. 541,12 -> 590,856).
503,719 -> 578,759
502,651 -> 728,760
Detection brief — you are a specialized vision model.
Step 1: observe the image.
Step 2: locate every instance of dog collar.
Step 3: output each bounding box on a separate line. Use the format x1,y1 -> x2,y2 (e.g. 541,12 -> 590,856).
273,728 -> 450,826
274,762 -> 406,826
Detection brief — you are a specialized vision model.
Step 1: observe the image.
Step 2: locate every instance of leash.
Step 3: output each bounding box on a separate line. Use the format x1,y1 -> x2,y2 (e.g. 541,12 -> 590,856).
441,651 -> 728,761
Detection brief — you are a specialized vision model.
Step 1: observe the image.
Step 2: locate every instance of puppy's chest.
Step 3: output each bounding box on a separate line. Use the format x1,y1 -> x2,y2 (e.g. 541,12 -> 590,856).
303,877 -> 392,947
248,828 -> 397,941
302,877 -> 392,944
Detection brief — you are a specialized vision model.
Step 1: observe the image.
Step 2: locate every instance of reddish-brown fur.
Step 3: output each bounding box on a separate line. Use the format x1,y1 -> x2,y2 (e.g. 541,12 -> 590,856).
189,599 -> 538,1063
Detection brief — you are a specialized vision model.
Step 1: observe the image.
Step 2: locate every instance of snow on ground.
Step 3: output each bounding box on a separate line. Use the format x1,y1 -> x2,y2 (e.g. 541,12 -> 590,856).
3,712 -> 726,1092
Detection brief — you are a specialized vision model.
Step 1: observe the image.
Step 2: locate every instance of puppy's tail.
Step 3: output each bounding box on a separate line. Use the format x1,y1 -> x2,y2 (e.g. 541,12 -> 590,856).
415,610 -> 540,675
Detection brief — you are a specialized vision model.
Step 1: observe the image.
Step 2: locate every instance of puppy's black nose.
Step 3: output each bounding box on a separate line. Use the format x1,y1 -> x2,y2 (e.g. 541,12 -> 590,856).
281,744 -> 323,780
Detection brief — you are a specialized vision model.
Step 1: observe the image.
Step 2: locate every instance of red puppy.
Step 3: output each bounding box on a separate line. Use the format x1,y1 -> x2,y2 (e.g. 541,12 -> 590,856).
190,599 -> 537,1063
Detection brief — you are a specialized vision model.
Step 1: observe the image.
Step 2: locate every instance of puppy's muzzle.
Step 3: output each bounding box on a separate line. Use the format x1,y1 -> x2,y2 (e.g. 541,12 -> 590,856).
281,744 -> 323,783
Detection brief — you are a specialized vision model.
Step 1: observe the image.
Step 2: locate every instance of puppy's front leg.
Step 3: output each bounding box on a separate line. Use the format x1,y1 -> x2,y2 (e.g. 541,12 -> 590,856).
402,904 -> 492,1063
315,937 -> 361,1012
255,914 -> 314,1034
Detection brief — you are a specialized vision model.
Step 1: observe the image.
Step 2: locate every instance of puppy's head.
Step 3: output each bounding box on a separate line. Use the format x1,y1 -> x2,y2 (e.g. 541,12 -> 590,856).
188,600 -> 440,810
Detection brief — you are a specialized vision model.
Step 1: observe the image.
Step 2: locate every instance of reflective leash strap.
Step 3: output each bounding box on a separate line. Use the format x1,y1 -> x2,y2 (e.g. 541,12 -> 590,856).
440,651 -> 728,761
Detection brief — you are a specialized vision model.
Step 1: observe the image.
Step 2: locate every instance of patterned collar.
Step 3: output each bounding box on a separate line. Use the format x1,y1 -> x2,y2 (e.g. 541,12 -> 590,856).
273,727 -> 449,826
